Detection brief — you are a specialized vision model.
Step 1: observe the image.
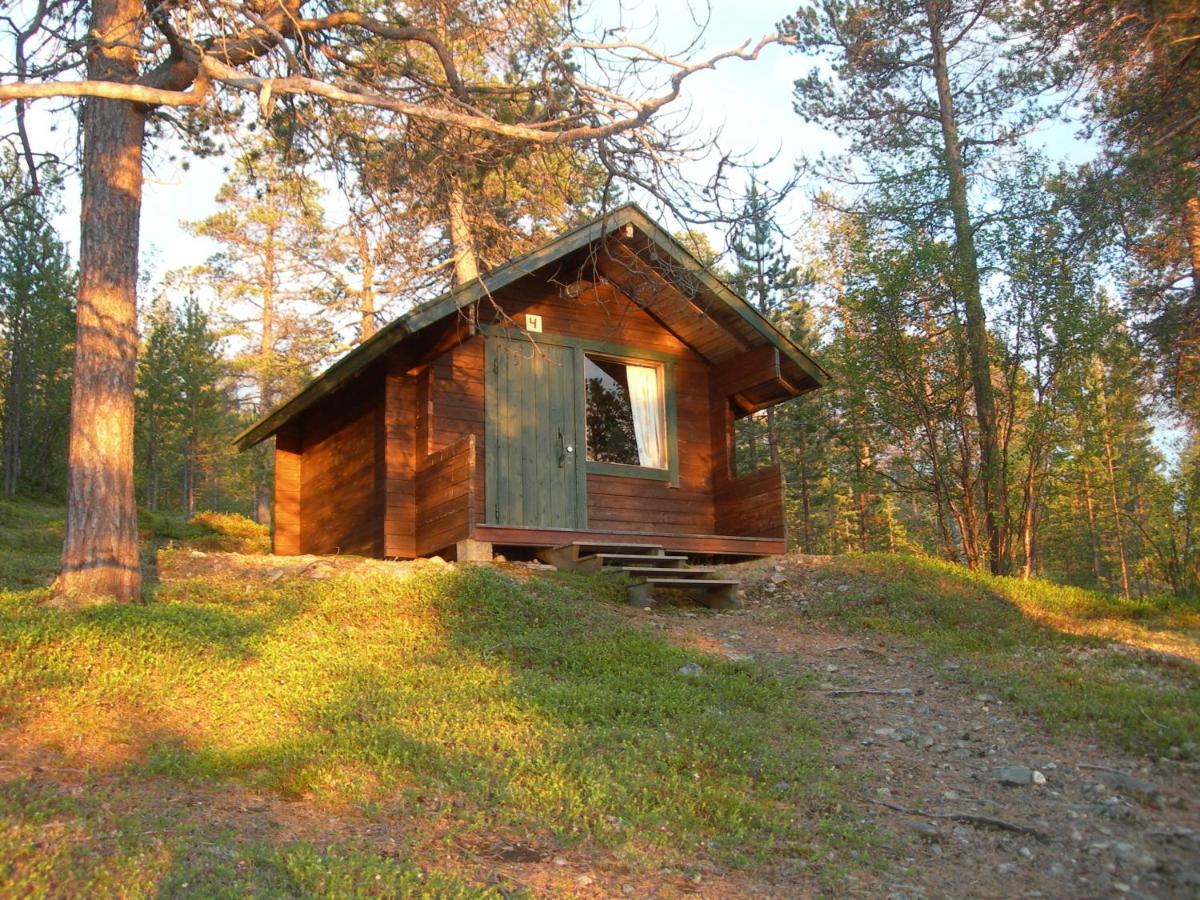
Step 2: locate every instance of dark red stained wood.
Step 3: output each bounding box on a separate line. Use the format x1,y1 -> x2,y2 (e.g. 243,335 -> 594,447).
415,435 -> 475,555
281,262 -> 787,560
273,425 -> 302,555
384,354 -> 416,558
299,370 -> 384,556
714,465 -> 787,539
475,278 -> 717,536
473,524 -> 784,557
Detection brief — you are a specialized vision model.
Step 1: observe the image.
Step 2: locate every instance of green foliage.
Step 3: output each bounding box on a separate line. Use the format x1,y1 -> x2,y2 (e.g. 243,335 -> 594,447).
136,295 -> 243,516
0,156 -> 76,500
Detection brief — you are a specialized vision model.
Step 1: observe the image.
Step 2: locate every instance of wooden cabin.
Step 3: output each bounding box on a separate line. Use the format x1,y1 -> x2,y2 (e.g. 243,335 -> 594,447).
235,204 -> 829,564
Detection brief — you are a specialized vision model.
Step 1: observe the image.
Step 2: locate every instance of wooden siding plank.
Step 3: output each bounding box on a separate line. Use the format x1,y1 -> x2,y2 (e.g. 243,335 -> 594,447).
273,426 -> 302,555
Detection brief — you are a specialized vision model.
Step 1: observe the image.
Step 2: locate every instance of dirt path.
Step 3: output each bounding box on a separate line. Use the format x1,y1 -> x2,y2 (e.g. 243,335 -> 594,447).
617,564 -> 1200,899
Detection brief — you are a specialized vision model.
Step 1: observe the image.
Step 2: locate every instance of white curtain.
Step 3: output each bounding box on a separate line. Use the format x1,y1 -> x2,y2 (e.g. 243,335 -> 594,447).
626,364 -> 666,469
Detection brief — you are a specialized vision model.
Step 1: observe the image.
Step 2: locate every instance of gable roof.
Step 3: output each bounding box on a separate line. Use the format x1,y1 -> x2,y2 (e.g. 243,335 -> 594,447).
234,202 -> 829,451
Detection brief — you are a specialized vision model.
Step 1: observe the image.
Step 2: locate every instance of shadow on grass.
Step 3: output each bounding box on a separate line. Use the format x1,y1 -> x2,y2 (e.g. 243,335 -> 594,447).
0,560 -> 861,894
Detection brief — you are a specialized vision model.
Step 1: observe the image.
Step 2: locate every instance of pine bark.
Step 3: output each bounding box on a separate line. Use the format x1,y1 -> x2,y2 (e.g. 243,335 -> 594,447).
448,178 -> 479,286
925,0 -> 1008,575
357,227 -> 377,343
55,0 -> 145,602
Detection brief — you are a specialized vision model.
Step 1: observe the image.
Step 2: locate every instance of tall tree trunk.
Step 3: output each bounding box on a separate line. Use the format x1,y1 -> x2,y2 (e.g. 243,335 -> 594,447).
925,1 -> 1007,575
56,0 -> 145,603
1182,195 -> 1200,405
357,227 -> 376,343
3,326 -> 26,498
448,178 -> 479,286
256,223 -> 276,527
1081,463 -> 1102,584
1096,368 -> 1132,601
797,421 -> 813,552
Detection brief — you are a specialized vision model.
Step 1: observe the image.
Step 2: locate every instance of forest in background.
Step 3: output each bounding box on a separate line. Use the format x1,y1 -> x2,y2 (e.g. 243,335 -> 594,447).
0,0 -> 1197,601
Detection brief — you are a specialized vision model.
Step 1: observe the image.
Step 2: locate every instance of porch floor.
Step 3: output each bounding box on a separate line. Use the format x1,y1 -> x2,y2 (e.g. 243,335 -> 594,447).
472,524 -> 784,558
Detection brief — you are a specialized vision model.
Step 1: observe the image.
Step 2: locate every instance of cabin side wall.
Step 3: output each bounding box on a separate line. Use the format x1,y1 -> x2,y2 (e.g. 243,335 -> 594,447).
296,373 -> 385,556
273,426 -> 302,555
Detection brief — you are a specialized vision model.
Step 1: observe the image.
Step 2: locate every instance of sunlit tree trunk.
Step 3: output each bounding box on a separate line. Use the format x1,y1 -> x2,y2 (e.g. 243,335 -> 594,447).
1096,369 -> 1132,601
56,0 -> 145,602
925,0 -> 1007,575
256,214 -> 277,527
356,227 -> 377,343
448,177 -> 479,286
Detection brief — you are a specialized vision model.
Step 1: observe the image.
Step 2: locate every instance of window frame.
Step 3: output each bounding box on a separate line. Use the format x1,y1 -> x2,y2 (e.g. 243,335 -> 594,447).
582,350 -> 671,479
571,338 -> 679,486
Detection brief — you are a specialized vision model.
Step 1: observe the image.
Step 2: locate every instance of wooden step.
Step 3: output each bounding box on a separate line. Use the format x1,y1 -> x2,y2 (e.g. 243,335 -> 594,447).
539,541 -> 665,570
620,566 -> 718,578
627,577 -> 740,611
575,553 -> 688,573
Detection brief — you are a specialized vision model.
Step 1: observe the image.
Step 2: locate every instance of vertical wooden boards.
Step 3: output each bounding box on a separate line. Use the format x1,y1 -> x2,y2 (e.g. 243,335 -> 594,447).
384,354 -> 417,558
273,426 -> 301,555
484,336 -> 584,528
298,371 -> 384,556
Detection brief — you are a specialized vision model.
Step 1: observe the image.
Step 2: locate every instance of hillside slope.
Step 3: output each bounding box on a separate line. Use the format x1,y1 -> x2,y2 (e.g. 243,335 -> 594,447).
0,499 -> 1196,897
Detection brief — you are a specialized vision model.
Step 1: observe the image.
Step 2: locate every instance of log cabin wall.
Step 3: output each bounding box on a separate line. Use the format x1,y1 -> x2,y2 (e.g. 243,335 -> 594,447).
384,355 -> 417,558
465,276 -> 718,535
273,426 -> 302,555
298,372 -> 385,556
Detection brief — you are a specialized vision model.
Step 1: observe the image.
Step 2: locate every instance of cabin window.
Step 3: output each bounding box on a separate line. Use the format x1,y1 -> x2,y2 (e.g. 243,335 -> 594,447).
584,354 -> 667,469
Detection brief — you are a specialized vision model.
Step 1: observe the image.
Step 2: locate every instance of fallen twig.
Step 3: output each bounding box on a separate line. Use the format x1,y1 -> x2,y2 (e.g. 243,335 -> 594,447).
1077,763 -> 1130,776
864,796 -> 1046,839
823,688 -> 915,697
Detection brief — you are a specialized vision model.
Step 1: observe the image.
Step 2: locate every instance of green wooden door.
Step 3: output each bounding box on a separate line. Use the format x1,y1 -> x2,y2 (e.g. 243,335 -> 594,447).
485,337 -> 585,528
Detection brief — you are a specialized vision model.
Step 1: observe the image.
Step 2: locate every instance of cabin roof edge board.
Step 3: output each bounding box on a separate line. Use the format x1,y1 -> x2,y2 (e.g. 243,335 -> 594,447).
233,202 -> 829,452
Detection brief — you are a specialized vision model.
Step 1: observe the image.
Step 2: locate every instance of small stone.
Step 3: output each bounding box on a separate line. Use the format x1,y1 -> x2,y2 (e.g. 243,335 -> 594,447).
189,549 -> 207,558
837,584 -> 849,593
1113,842 -> 1156,869
941,661 -> 960,671
991,764 -> 1035,786
873,727 -> 898,739
1047,862 -> 1067,877
266,568 -> 284,582
918,735 -> 935,750
678,662 -> 703,678
1019,847 -> 1033,859
553,857 -> 567,866
763,583 -> 777,594
826,664 -> 838,673
770,573 -> 787,585
905,819 -> 939,837
576,874 -> 594,887
1098,771 -> 1163,807
996,863 -> 1020,876
1032,770 -> 1047,785
1113,881 -> 1130,893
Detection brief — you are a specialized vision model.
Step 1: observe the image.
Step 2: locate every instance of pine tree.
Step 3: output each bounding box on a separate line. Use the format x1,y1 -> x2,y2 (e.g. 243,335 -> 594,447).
0,159 -> 76,499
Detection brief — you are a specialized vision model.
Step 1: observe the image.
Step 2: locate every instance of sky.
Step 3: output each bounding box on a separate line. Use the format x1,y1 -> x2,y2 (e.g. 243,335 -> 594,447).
15,1 -> 826,285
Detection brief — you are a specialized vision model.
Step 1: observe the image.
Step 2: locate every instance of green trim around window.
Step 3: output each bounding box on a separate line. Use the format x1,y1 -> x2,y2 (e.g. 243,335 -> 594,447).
480,326 -> 681,487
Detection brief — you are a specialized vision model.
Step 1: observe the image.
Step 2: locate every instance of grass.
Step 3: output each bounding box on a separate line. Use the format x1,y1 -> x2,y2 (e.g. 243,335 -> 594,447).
804,553 -> 1200,758
0,501 -> 864,895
